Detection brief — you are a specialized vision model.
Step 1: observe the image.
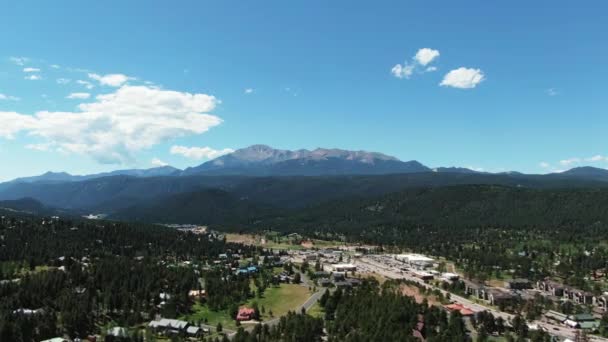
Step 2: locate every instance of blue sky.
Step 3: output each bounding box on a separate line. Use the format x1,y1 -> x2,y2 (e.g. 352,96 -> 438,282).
0,1 -> 607,181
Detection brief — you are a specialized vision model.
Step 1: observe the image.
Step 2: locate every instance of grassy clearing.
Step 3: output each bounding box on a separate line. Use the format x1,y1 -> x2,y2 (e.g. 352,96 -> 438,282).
247,284 -> 311,320
307,302 -> 324,318
180,302 -> 237,330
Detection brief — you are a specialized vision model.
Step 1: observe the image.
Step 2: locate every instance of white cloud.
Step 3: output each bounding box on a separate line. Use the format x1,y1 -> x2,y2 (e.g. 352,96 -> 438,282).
25,143 -> 51,151
414,48 -> 440,66
88,73 -> 131,87
392,48 -> 440,79
66,92 -> 91,99
24,75 -> 41,81
546,88 -> 558,96
23,67 -> 40,73
0,94 -> 20,101
440,67 -> 485,89
466,166 -> 485,172
151,157 -> 168,167
559,157 -> 581,166
56,78 -> 71,85
587,155 -> 607,162
50,64 -> 60,69
170,145 -> 234,160
244,88 -> 254,94
77,80 -> 94,89
539,162 -> 550,169
391,63 -> 414,79
9,57 -> 28,66
0,85 -> 221,164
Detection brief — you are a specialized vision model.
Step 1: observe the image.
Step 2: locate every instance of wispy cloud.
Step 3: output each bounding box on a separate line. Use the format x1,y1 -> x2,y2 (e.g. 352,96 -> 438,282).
151,157 -> 168,167
89,73 -> 131,87
559,157 -> 581,166
56,78 -> 71,85
170,145 -> 234,160
24,75 -> 41,81
66,92 -> 91,99
244,88 -> 254,94
76,80 -> 94,89
23,67 -> 40,73
9,57 -> 28,66
391,48 -> 440,79
0,93 -> 20,101
546,88 -> 558,96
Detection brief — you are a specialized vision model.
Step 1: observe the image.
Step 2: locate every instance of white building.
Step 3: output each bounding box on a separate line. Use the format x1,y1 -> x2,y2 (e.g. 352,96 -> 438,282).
330,263 -> 357,272
395,254 -> 434,269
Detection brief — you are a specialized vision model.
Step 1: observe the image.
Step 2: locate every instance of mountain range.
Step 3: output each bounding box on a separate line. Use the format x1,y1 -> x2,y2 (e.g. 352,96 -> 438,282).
1,144 -> 608,221
7,145 -> 608,183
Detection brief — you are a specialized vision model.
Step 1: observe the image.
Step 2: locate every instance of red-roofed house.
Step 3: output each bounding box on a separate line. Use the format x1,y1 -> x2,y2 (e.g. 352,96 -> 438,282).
444,303 -> 475,317
236,307 -> 255,321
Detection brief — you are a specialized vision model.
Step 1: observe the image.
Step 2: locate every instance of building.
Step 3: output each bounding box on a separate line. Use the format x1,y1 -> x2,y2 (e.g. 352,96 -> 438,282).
237,307 -> 256,321
506,278 -> 532,290
444,303 -> 475,316
411,270 -> 434,281
395,254 -> 434,269
318,278 -> 332,287
463,279 -> 484,298
487,289 -> 514,306
545,310 -> 568,324
536,278 -> 565,297
565,313 -> 599,331
149,318 -> 189,335
331,263 -> 357,272
440,273 -> 460,282
596,295 -> 608,312
107,327 -> 128,338
347,278 -> 362,287
573,290 -> 594,305
186,326 -> 203,337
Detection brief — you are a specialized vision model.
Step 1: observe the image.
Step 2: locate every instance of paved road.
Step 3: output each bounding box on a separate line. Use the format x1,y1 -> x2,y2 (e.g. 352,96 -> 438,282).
356,256 -> 608,342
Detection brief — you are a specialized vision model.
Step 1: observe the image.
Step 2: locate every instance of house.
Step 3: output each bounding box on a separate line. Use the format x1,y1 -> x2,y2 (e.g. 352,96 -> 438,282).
563,287 -> 576,301
346,278 -> 362,287
463,280 -> 484,298
149,318 -> 189,334
567,313 -> 599,331
318,278 -> 332,287
334,281 -> 353,289
537,278 -> 565,297
545,310 -> 568,323
440,273 -> 460,282
236,307 -> 256,321
186,326 -> 203,337
332,272 -> 346,282
596,295 -> 608,312
573,290 -> 594,305
107,327 -> 128,338
444,303 -> 475,316
506,278 -> 532,290
487,289 -> 514,306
